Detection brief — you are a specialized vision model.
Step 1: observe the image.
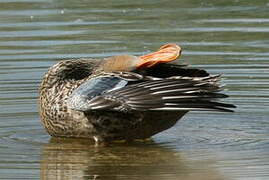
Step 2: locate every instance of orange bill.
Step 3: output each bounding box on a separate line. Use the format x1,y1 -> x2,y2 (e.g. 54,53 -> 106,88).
137,43 -> 182,69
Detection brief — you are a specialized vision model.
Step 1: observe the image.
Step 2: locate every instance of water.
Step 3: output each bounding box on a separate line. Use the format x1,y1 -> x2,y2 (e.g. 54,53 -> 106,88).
0,0 -> 269,179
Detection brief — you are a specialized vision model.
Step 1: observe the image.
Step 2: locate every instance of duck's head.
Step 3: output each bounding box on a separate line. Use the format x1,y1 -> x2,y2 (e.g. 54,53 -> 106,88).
94,43 -> 182,73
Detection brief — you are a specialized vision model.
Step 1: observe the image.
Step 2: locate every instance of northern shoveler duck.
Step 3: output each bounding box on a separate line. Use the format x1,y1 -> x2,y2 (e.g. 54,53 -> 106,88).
39,44 -> 235,143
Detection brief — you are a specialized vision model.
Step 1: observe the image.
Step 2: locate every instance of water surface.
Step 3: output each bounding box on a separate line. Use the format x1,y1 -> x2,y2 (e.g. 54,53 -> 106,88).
0,0 -> 269,179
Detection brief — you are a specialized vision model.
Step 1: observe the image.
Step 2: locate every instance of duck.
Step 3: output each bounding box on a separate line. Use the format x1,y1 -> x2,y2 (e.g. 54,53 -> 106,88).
39,44 -> 235,143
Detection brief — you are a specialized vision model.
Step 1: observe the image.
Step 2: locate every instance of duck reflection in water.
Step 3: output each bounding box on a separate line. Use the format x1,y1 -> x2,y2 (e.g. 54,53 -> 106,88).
40,138 -> 227,180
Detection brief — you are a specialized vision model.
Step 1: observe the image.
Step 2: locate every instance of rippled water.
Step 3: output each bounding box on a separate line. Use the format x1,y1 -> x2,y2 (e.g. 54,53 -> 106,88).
0,0 -> 269,179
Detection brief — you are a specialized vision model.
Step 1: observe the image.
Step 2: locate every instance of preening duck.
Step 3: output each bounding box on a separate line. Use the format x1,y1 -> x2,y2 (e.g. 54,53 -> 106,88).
39,44 -> 235,143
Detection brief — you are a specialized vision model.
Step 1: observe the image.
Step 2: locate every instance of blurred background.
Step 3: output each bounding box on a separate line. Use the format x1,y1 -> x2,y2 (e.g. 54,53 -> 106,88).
0,0 -> 268,179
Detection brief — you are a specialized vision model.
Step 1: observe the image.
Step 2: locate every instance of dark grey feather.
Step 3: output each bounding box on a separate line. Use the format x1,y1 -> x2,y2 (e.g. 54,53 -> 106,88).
67,76 -> 127,111
67,73 -> 235,112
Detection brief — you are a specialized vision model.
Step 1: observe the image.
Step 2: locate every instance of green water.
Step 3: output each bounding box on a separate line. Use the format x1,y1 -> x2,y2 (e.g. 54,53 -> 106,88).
0,0 -> 269,179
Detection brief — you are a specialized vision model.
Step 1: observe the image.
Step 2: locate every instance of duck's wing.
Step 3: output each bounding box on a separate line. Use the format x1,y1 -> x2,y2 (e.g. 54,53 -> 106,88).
67,72 -> 235,112
67,75 -> 128,111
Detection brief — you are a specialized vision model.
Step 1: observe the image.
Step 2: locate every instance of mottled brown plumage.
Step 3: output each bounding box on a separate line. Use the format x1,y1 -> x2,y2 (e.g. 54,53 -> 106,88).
39,44 -> 235,143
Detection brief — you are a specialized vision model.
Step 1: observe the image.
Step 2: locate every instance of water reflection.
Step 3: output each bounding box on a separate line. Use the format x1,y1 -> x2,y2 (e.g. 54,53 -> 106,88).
41,138 -> 226,180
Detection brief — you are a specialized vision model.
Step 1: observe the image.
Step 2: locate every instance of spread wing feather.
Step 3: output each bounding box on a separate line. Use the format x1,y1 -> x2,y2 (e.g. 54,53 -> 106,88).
67,73 -> 235,112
